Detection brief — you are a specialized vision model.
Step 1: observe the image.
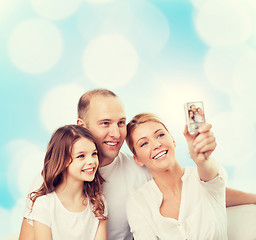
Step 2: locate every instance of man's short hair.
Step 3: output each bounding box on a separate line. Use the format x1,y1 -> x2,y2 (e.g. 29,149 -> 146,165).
77,89 -> 117,121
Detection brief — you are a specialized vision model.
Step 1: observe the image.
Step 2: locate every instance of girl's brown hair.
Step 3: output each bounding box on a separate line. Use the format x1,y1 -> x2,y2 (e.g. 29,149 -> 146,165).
30,125 -> 106,220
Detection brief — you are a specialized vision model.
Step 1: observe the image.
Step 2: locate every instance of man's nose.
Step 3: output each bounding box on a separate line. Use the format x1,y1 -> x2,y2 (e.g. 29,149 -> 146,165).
109,124 -> 121,138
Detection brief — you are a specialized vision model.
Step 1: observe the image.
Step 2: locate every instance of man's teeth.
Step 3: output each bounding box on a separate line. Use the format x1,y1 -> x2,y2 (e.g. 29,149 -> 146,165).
153,151 -> 167,159
106,142 -> 118,146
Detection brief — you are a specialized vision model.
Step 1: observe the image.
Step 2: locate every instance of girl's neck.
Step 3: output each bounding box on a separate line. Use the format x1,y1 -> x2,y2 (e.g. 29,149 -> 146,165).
55,178 -> 87,213
55,177 -> 85,200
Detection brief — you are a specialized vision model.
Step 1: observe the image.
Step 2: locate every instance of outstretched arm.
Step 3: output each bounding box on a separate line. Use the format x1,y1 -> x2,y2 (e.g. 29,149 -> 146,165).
183,123 -> 218,182
226,187 -> 256,207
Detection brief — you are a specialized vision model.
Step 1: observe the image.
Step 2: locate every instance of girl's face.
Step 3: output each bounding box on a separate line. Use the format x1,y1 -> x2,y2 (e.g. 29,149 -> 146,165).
132,121 -> 176,174
67,137 -> 99,183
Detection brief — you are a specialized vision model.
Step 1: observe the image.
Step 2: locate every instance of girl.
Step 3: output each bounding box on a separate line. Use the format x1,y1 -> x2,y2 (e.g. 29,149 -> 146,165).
126,113 -> 228,240
28,125 -> 107,240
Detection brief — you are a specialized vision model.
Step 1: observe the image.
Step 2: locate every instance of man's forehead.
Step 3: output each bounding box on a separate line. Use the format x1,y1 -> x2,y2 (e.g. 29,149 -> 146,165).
88,95 -> 126,119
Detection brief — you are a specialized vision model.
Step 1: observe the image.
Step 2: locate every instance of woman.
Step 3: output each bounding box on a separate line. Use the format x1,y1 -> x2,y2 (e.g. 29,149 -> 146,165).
126,113 -> 228,240
27,125 -> 107,240
196,107 -> 205,122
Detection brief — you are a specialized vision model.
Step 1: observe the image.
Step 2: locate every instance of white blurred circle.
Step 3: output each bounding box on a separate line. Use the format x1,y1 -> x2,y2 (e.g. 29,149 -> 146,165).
6,140 -> 44,200
31,0 -> 82,20
85,0 -> 114,3
231,50 -> 256,123
8,19 -> 63,74
194,0 -> 252,46
83,34 -> 138,89
211,112 -> 255,166
204,45 -> 252,92
151,83 -> 212,136
41,84 -> 85,133
128,0 -> 170,56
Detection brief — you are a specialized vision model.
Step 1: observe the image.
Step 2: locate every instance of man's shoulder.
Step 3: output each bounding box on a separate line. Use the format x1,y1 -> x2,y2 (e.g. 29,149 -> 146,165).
118,152 -> 151,174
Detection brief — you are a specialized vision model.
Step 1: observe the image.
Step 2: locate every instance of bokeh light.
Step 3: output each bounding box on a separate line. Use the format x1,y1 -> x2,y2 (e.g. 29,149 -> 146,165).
40,84 -> 85,133
83,34 -> 138,89
194,0 -> 252,46
30,0 -> 82,20
8,19 -> 63,74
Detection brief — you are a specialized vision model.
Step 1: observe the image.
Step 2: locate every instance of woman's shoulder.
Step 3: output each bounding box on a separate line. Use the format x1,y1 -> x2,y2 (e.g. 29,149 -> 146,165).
128,179 -> 159,204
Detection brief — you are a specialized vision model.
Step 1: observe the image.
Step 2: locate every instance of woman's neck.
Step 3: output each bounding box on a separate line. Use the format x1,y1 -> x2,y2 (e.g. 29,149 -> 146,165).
152,162 -> 184,194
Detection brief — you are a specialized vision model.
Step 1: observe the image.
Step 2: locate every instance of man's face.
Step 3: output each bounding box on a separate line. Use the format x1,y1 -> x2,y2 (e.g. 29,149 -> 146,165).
84,95 -> 127,166
190,105 -> 196,113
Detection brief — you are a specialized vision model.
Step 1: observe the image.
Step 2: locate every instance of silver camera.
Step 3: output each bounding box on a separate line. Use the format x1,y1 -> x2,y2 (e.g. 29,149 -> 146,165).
184,101 -> 205,135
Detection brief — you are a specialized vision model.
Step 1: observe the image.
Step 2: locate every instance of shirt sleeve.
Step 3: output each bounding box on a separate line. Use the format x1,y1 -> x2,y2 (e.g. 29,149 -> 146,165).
198,162 -> 227,202
126,194 -> 158,240
28,195 -> 52,228
23,174 -> 43,225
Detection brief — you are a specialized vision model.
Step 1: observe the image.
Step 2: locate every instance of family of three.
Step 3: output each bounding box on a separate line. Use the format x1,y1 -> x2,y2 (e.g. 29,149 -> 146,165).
19,89 -> 256,240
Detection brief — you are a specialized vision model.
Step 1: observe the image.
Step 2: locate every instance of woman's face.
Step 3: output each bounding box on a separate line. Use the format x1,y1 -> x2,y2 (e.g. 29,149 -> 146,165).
189,110 -> 194,118
197,107 -> 203,115
132,121 -> 176,173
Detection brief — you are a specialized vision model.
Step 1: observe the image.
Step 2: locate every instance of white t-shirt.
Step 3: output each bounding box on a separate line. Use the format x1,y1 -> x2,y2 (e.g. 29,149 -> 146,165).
27,192 -> 107,240
99,152 -> 152,240
24,152 -> 152,240
127,166 -> 228,240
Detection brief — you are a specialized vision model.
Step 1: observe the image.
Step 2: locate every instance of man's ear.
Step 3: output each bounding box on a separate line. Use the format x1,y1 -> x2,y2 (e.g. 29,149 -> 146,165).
77,118 -> 87,128
133,155 -> 144,167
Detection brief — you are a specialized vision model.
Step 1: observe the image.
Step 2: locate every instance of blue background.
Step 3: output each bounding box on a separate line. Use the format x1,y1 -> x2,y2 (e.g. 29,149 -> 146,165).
1,0 -> 256,237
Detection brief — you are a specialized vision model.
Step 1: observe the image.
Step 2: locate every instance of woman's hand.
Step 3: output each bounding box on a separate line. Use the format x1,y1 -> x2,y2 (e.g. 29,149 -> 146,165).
184,123 -> 218,181
183,123 -> 216,164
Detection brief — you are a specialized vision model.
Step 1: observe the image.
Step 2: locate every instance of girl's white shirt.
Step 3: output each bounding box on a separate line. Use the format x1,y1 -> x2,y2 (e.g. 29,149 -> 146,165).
27,191 -> 107,240
127,165 -> 228,240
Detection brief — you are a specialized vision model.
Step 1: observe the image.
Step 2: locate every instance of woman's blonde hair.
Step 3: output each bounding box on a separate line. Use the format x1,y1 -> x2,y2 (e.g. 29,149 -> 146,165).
126,113 -> 169,156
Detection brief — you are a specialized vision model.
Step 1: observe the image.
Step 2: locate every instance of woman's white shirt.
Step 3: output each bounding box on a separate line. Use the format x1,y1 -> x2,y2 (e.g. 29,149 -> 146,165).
127,166 -> 228,240
27,192 -> 107,240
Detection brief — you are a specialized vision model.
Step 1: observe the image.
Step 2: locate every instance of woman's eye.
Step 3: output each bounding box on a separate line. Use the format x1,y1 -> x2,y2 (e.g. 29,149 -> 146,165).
157,133 -> 165,138
140,142 -> 148,147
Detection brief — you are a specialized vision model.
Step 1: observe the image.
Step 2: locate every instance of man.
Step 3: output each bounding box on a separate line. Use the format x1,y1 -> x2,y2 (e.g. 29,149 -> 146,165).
19,89 -> 256,240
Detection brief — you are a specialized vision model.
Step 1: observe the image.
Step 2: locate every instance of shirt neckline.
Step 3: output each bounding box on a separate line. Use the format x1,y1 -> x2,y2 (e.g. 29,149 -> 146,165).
53,191 -> 89,215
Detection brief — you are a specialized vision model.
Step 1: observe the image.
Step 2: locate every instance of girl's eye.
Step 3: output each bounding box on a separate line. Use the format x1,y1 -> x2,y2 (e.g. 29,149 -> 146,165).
92,152 -> 98,157
77,154 -> 84,159
140,142 -> 148,147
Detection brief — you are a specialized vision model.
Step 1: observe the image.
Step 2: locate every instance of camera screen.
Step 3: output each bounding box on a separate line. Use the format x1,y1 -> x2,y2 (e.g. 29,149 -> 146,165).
186,102 -> 205,124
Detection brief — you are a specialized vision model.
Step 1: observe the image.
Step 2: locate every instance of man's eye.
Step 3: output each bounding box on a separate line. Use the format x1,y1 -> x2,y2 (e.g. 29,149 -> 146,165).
118,121 -> 126,126
140,142 -> 148,147
101,122 -> 109,126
